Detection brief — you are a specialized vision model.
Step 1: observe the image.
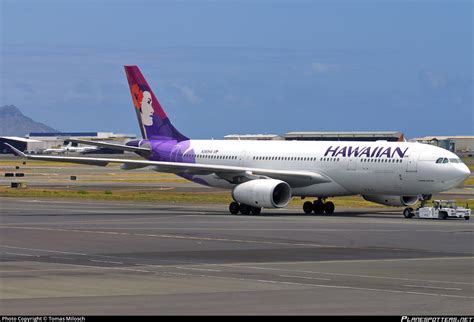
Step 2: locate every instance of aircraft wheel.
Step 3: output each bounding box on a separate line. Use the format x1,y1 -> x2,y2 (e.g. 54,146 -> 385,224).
229,202 -> 240,215
324,201 -> 335,214
240,204 -> 251,215
251,207 -> 261,215
313,200 -> 325,214
303,201 -> 313,214
403,208 -> 413,219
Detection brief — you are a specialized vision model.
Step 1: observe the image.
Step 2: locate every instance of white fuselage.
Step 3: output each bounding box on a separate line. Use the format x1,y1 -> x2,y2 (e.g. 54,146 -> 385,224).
170,140 -> 469,198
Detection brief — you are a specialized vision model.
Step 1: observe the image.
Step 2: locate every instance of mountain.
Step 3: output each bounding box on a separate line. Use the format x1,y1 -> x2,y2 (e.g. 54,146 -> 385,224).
0,105 -> 58,136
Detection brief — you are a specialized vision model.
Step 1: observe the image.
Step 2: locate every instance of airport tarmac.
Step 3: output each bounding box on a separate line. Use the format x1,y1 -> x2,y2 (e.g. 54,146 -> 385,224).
0,197 -> 473,315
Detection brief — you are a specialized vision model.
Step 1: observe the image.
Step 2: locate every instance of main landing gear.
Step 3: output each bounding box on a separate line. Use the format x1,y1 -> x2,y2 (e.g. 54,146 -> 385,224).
303,198 -> 335,215
229,201 -> 261,215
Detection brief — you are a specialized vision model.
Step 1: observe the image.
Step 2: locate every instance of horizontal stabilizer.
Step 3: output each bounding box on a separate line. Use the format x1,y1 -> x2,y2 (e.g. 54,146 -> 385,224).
68,139 -> 151,157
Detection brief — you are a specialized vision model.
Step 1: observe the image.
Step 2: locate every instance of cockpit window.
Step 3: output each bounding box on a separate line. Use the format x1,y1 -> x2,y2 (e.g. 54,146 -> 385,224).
436,157 -> 462,164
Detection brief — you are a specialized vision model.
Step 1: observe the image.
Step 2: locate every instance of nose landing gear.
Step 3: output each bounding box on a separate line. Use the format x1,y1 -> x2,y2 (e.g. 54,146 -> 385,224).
303,198 -> 335,215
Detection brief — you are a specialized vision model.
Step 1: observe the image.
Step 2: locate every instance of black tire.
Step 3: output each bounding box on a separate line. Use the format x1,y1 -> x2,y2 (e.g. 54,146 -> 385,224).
313,200 -> 325,214
251,207 -> 261,215
229,202 -> 240,215
240,204 -> 251,215
465,216 -> 470,221
303,201 -> 313,214
403,208 -> 413,219
440,212 -> 448,220
324,201 -> 335,214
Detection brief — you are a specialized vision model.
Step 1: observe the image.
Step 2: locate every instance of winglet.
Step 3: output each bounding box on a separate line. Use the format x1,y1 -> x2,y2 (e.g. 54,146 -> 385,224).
3,143 -> 28,158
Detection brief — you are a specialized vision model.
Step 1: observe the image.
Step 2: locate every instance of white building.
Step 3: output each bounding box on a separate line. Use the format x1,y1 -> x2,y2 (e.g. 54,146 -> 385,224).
411,136 -> 474,154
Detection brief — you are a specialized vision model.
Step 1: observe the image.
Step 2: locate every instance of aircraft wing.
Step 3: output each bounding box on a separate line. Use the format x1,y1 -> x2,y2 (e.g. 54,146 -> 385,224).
5,143 -> 331,187
67,139 -> 151,157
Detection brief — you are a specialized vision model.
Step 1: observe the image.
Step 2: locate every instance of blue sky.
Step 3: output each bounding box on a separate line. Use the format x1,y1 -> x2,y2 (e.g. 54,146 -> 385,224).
1,0 -> 472,139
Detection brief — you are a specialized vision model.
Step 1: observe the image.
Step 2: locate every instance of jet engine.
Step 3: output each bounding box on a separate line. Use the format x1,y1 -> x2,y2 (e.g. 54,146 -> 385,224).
232,179 -> 292,208
362,194 -> 419,207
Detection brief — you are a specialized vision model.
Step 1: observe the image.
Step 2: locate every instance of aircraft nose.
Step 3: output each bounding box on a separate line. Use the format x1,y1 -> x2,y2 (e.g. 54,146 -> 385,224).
460,163 -> 471,180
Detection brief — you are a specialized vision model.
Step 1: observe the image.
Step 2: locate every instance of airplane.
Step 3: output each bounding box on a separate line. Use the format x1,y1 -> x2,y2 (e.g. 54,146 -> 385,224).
43,142 -> 98,154
5,65 -> 470,216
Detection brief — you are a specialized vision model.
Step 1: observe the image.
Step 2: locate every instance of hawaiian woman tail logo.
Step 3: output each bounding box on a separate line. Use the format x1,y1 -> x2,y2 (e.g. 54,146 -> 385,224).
131,83 -> 154,126
125,65 -> 189,141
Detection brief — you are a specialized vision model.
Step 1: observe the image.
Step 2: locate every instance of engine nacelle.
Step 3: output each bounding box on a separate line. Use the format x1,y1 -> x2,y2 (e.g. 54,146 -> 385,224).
362,194 -> 419,207
232,179 -> 292,208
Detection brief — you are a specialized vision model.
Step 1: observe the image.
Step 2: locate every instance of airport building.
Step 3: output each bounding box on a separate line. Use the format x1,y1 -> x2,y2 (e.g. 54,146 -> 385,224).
224,134 -> 284,140
0,137 -> 45,154
410,136 -> 474,155
26,131 -> 136,141
1,132 -> 137,154
284,131 -> 405,142
224,131 -> 405,142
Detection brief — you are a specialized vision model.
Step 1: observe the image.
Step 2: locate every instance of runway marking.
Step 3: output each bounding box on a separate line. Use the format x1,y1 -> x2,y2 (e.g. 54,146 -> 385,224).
3,242 -> 469,283
0,226 -> 448,253
403,285 -> 462,291
50,256 -> 74,260
175,266 -> 222,272
137,264 -> 167,268
5,252 -> 38,257
0,220 -> 301,226
1,215 -> 470,228
0,215 -> 210,227
279,275 -> 331,281
0,227 -> 329,248
48,262 -> 153,274
225,255 -> 474,266
0,245 -> 88,256
0,266 -> 468,301
163,271 -> 474,300
0,244 -> 209,267
0,268 -> 104,273
39,227 -> 474,233
90,260 -> 123,265
226,261 -> 474,286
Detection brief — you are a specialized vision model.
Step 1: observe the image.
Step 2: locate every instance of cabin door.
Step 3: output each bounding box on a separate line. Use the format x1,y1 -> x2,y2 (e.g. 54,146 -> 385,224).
406,152 -> 420,172
347,157 -> 357,170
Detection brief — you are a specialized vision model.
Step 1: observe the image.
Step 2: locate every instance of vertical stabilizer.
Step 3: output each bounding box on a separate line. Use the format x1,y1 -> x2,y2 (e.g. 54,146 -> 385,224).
124,65 -> 188,141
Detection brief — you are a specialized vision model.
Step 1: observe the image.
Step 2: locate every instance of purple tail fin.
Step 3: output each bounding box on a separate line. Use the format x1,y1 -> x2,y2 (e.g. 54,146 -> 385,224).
124,65 -> 188,141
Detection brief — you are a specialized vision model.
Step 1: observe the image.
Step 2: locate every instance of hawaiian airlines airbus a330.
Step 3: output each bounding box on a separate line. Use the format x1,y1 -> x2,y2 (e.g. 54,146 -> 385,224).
6,66 -> 470,216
